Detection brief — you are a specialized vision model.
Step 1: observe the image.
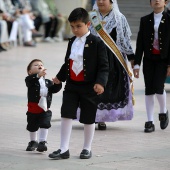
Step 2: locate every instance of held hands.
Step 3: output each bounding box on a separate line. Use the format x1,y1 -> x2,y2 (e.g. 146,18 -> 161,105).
52,77 -> 61,84
94,84 -> 104,95
133,69 -> 139,78
38,69 -> 47,78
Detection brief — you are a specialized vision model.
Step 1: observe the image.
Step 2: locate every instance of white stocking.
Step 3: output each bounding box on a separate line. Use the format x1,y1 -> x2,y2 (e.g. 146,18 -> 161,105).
29,131 -> 37,141
39,128 -> 48,142
145,95 -> 155,123
156,90 -> 167,113
60,118 -> 72,153
83,123 -> 95,151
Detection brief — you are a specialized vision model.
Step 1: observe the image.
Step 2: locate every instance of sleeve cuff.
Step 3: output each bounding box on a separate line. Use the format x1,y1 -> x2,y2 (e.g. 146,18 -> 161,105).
134,65 -> 140,69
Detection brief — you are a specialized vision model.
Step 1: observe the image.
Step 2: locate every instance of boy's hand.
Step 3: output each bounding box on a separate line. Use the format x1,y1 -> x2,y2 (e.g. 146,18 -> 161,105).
52,77 -> 61,84
38,69 -> 47,77
133,69 -> 139,78
94,84 -> 104,95
167,66 -> 170,77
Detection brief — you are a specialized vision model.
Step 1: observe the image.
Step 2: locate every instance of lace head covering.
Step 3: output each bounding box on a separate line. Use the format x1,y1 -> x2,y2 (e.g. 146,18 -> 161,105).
90,0 -> 133,54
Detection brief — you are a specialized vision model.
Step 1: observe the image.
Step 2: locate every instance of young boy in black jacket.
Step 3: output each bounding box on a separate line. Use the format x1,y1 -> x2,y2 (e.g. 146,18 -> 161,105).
25,59 -> 62,152
49,8 -> 109,160
133,0 -> 170,133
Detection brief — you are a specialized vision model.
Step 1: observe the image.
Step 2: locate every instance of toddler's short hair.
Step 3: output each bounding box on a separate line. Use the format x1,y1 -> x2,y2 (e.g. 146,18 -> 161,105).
27,59 -> 43,75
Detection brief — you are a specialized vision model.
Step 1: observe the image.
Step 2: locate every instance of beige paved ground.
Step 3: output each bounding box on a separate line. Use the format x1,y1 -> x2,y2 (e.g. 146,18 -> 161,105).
0,41 -> 170,170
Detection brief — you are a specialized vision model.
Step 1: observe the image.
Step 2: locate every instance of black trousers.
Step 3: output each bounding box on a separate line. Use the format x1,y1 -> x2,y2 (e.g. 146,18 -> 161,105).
44,17 -> 58,38
61,81 -> 98,124
34,16 -> 42,31
143,55 -> 167,95
26,110 -> 52,132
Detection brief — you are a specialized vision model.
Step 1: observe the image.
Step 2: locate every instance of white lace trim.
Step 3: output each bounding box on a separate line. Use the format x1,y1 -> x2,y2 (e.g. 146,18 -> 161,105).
90,0 -> 134,55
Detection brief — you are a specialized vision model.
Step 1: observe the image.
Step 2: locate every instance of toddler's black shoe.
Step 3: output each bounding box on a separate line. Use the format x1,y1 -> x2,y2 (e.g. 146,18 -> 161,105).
80,149 -> 92,159
98,122 -> 107,130
26,141 -> 38,151
159,110 -> 169,130
48,149 -> 70,159
144,121 -> 155,133
36,141 -> 47,152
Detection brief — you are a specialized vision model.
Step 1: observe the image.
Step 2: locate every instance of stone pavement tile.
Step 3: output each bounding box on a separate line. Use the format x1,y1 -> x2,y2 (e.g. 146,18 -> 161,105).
0,41 -> 170,170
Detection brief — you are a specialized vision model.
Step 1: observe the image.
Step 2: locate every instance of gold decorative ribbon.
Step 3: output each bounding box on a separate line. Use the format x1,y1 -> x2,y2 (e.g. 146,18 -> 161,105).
89,11 -> 135,105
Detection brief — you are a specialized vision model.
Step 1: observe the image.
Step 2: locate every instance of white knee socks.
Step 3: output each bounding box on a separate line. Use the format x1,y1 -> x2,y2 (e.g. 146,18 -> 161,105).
29,128 -> 48,142
39,128 -> 48,142
156,90 -> 167,113
60,118 -> 72,153
59,118 -> 95,153
145,95 -> 155,123
145,91 -> 167,123
83,123 -> 95,151
29,131 -> 37,141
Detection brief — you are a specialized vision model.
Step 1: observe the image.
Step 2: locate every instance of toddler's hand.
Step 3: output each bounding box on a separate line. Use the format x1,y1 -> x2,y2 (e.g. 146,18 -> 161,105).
38,69 -> 47,77
52,77 -> 61,84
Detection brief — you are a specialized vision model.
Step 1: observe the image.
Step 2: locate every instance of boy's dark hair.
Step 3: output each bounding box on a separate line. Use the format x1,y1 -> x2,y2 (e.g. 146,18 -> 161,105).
27,59 -> 43,75
110,0 -> 113,3
68,7 -> 89,24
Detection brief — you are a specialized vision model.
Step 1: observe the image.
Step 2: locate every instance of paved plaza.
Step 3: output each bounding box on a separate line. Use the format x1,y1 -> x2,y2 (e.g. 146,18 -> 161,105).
0,41 -> 170,170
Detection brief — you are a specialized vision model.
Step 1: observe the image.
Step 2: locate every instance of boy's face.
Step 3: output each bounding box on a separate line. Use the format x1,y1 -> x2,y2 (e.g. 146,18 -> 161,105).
70,20 -> 90,37
150,0 -> 167,11
28,61 -> 44,75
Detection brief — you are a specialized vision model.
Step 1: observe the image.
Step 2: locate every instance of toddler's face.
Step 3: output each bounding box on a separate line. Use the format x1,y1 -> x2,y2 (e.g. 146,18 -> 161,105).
28,61 -> 44,75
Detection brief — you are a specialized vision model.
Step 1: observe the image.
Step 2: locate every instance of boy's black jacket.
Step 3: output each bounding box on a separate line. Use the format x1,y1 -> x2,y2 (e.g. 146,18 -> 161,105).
25,74 -> 62,108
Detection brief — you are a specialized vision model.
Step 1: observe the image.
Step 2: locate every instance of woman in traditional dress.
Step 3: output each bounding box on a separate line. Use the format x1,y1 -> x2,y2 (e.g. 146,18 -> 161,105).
90,0 -> 135,130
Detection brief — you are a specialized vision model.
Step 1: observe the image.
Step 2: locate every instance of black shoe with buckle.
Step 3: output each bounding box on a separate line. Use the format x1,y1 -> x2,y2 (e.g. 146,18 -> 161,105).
80,149 -> 92,159
98,122 -> 106,130
26,141 -> 38,151
36,141 -> 47,152
48,149 -> 70,159
159,110 -> 169,130
144,121 -> 155,133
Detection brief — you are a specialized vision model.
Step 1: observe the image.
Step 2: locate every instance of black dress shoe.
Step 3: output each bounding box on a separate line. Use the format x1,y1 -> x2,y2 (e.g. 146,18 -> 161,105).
24,41 -> 36,47
48,149 -> 70,159
144,121 -> 155,133
0,45 -> 7,51
80,149 -> 92,159
98,122 -> 106,130
159,110 -> 169,130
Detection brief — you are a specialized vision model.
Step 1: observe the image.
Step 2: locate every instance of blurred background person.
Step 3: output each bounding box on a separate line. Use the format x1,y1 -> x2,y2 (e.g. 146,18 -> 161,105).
30,0 -> 58,43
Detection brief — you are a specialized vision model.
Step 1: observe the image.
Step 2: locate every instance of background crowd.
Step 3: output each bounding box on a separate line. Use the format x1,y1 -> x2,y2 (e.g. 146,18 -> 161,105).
0,0 -> 68,51
1,0 -> 170,52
